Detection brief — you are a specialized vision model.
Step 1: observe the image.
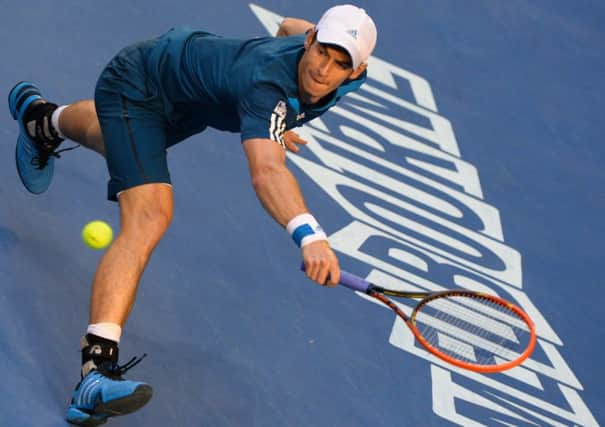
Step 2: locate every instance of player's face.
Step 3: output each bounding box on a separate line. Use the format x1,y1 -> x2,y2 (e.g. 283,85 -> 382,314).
298,30 -> 367,104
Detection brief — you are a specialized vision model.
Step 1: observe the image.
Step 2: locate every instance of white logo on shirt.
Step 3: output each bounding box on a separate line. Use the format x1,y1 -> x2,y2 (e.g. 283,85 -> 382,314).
274,100 -> 287,119
269,100 -> 287,148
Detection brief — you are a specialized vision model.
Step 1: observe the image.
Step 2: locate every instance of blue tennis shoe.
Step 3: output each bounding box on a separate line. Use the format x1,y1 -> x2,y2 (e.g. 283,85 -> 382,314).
66,367 -> 153,426
65,335 -> 153,426
8,81 -> 71,194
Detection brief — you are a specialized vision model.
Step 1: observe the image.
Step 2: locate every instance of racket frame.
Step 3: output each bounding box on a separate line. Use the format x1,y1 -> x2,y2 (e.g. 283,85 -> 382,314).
367,285 -> 537,373
300,265 -> 537,373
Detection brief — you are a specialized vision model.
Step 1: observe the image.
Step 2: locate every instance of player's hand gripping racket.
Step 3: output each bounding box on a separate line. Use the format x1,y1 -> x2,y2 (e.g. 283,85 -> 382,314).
301,265 -> 536,373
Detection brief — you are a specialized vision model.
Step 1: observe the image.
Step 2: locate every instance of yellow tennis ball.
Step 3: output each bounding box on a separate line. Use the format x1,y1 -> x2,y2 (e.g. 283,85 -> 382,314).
82,220 -> 113,249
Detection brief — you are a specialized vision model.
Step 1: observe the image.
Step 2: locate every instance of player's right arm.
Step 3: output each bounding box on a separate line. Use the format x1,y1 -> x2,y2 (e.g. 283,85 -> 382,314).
242,137 -> 340,286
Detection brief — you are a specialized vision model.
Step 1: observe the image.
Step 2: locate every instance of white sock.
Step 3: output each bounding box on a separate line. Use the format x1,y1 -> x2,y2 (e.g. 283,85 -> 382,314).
50,105 -> 68,139
87,322 -> 122,343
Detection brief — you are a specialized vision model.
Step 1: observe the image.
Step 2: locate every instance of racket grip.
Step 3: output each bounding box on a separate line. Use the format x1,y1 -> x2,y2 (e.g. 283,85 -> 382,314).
299,263 -> 371,293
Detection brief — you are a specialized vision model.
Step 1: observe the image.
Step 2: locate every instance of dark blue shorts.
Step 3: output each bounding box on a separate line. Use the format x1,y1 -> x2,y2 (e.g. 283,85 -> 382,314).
94,40 -> 203,201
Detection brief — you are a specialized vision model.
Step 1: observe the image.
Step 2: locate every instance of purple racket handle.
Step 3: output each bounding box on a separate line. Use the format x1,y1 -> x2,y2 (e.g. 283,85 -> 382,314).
299,263 -> 371,293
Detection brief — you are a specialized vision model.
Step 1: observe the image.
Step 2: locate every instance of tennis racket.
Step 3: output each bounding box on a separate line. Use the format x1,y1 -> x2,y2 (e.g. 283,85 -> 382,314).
302,266 -> 536,373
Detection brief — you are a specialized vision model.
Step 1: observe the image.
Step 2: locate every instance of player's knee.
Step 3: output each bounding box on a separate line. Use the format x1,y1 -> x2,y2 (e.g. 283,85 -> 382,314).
120,190 -> 173,244
138,203 -> 172,235
121,206 -> 171,253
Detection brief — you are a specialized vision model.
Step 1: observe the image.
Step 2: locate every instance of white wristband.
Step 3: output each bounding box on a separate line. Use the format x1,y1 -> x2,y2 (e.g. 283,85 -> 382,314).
286,213 -> 328,248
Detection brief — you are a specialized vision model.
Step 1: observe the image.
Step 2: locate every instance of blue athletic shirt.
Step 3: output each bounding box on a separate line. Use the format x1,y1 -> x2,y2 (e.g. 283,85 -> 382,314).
143,27 -> 367,146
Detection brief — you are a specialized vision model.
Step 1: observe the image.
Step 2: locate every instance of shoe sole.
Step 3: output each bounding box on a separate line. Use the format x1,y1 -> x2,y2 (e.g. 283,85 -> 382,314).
95,384 -> 153,416
8,81 -> 41,120
66,385 -> 153,426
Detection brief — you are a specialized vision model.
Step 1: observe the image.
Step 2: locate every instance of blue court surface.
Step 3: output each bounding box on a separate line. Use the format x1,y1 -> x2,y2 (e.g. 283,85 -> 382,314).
1,1 -> 604,426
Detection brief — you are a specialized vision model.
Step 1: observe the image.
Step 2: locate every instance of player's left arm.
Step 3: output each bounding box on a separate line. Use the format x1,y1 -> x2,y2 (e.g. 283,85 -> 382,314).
276,18 -> 314,37
282,129 -> 307,153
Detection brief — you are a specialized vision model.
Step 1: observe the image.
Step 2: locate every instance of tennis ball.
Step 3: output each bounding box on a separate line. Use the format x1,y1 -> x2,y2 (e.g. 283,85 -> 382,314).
82,220 -> 113,249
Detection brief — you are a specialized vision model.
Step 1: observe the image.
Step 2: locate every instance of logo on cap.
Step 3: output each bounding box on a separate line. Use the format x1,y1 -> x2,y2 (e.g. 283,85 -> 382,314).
346,29 -> 358,39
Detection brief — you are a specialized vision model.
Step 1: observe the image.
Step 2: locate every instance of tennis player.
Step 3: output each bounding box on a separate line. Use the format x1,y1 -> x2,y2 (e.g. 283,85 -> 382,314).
8,5 -> 376,425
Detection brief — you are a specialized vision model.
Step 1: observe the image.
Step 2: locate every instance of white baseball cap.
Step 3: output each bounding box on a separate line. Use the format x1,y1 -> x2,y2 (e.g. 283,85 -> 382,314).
315,4 -> 377,69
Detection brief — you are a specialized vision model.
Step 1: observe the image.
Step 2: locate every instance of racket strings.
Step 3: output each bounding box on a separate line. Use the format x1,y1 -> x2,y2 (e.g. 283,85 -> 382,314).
413,295 -> 532,366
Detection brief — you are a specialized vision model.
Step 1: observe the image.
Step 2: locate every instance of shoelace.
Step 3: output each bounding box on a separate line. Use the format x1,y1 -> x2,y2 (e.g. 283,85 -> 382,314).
31,144 -> 80,170
102,354 -> 148,380
114,354 -> 148,375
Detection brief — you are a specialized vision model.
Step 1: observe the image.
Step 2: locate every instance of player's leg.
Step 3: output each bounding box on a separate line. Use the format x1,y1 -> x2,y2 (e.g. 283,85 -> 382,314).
66,86 -> 172,426
57,100 -> 106,155
67,184 -> 172,426
89,183 -> 173,326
